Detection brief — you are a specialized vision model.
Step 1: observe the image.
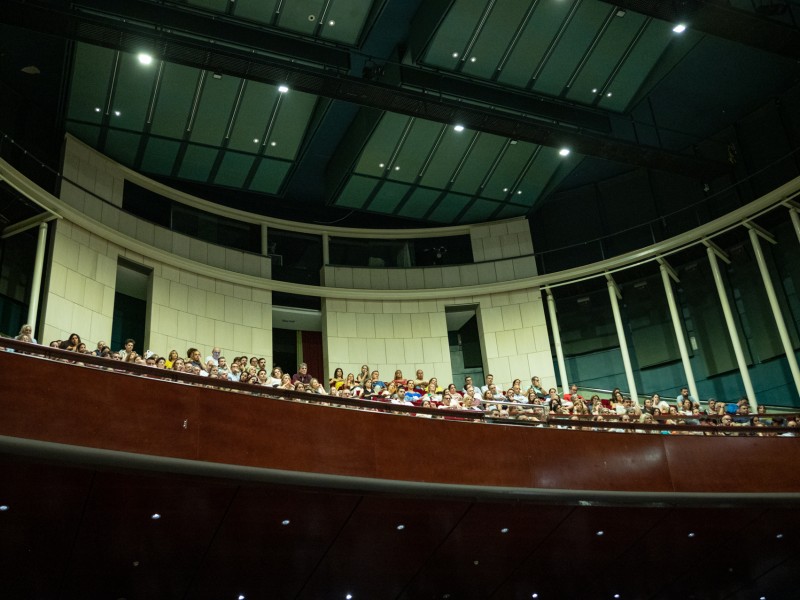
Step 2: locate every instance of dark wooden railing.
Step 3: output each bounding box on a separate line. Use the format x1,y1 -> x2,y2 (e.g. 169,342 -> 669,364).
1,338 -> 799,498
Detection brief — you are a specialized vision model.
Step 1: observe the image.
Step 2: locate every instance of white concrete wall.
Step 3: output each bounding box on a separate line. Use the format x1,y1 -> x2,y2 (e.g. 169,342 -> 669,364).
41,220 -> 273,363
474,288 -> 555,391
42,219 -> 116,346
322,298 -> 452,387
149,266 -> 272,363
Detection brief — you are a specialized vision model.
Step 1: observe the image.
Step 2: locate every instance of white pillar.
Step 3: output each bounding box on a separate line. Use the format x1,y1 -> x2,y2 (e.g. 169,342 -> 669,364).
261,224 -> 269,256
659,262 -> 699,402
790,208 -> 800,244
606,277 -> 638,404
706,245 -> 757,410
749,227 -> 800,401
26,221 -> 49,337
546,289 -> 569,395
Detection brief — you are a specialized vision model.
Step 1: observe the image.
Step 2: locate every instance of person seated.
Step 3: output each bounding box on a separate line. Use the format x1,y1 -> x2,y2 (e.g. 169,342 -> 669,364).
369,370 -> 386,389
60,333 -> 82,352
16,324 -> 38,344
528,376 -> 546,398
411,369 -> 427,392
563,384 -> 583,403
391,387 -> 414,406
329,367 -> 344,389
205,347 -> 221,367
392,369 -> 407,387
675,386 -> 696,405
292,362 -> 313,385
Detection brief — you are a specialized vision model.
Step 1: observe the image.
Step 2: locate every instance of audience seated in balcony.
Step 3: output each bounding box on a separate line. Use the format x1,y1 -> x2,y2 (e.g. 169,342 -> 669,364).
10,329 -> 798,435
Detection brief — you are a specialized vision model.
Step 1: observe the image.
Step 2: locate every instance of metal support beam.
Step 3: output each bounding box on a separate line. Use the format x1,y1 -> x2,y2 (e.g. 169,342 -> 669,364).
605,274 -> 638,404
545,288 -> 569,396
748,227 -> 800,401
705,245 -> 758,410
1,212 -> 58,240
657,258 -> 699,402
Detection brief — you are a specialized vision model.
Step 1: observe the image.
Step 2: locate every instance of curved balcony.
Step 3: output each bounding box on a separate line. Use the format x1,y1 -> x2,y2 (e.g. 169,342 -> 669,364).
1,340 -> 799,600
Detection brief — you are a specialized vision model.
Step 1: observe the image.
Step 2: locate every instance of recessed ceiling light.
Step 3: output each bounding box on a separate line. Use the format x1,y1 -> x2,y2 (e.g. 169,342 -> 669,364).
592,88 -> 598,93
346,595 -> 353,600
0,505 -> 8,511
614,595 -> 620,599
270,141 -> 277,146
688,532 -> 696,538
454,125 -> 465,132
212,72 -> 223,80
503,187 -> 508,192
532,595 -> 538,599
500,527 -> 509,533
151,513 -> 161,520
673,23 -> 687,33
21,65 -> 41,75
328,20 -> 335,26
281,519 -> 290,526
278,85 -> 289,93
596,530 -> 604,536
516,190 -> 522,195
378,163 -> 385,168
452,52 -> 459,58
559,148 -> 571,156
137,53 -> 153,66
94,107 -> 101,113
776,533 -> 784,539
253,138 -> 259,143
470,57 -> 477,62
396,524 -> 405,530
616,9 -> 626,17
394,165 -> 400,171
606,92 -> 612,97
238,595 -> 245,600
114,110 -> 121,117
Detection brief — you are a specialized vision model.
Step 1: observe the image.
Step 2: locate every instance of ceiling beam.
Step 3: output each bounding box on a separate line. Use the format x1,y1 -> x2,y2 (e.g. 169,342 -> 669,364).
601,0 -> 800,59
1,0 -> 730,180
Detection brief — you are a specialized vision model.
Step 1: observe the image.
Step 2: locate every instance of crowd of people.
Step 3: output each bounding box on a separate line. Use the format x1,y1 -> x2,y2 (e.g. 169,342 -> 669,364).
8,325 -> 798,435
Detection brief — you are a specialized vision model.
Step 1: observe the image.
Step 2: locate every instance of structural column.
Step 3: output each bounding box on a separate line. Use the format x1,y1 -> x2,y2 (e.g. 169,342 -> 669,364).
658,260 -> 699,402
606,275 -> 638,404
26,221 -> 49,337
545,288 -> 569,395
705,243 -> 757,410
322,232 -> 330,265
748,225 -> 800,399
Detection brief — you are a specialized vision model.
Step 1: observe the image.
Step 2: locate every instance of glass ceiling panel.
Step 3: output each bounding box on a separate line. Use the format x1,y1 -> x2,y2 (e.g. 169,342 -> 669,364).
533,1 -> 614,97
564,11 -> 649,106
422,0 -> 674,113
459,1 -> 532,80
232,0 -> 279,24
67,44 -> 116,125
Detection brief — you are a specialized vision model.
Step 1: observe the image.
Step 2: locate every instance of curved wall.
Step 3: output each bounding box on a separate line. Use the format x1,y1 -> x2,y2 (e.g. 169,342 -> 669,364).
3,135 -> 800,403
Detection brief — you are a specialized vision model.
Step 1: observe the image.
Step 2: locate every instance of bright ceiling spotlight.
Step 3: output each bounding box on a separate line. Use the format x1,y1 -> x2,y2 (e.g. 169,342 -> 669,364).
137,53 -> 153,66
454,125 -> 465,132
559,148 -> 571,156
673,23 -> 687,33
278,85 -> 289,93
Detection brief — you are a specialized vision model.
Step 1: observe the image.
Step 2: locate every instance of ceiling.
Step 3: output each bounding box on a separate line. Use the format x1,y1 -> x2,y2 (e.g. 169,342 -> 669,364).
2,453 -> 799,600
1,0 -> 800,228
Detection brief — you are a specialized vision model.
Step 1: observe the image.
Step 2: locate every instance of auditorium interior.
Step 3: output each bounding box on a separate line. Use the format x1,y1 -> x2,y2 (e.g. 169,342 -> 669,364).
2,1 -> 800,598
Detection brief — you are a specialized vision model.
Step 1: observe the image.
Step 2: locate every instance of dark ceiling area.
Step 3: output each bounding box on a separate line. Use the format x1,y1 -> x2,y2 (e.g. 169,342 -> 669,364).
1,0 -> 799,229
3,453 -> 799,600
